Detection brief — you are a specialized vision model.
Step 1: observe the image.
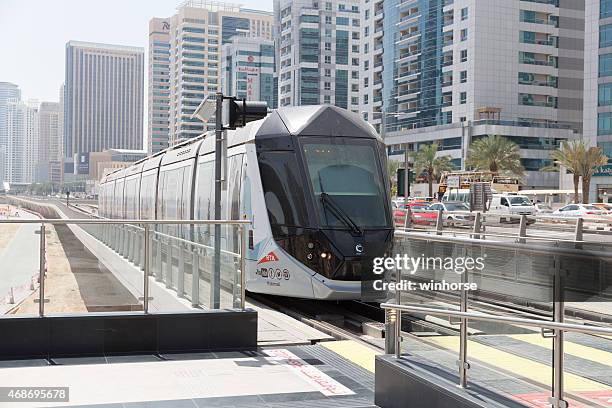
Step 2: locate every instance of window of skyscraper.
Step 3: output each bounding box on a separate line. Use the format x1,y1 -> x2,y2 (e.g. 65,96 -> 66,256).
601,24 -> 612,48
600,54 -> 612,77
599,112 -> 612,135
602,0 -> 612,18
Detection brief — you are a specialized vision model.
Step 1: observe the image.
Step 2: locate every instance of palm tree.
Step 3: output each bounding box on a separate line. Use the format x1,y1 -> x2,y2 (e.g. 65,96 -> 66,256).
411,143 -> 454,197
466,135 -> 524,177
548,140 -> 586,203
578,146 -> 608,203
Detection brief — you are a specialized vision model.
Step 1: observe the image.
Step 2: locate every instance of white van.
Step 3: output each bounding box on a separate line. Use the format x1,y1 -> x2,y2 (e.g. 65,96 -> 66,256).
442,189 -> 470,205
489,194 -> 536,223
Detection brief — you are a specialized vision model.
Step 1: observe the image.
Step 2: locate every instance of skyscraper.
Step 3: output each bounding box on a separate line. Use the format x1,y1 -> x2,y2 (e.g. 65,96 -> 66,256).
363,0 -> 584,189
6,100 -> 38,184
274,0 -> 362,111
221,36 -> 277,108
37,102 -> 61,183
0,82 -> 21,184
148,18 -> 171,155
163,0 -> 273,145
64,41 -> 144,175
584,0 -> 612,201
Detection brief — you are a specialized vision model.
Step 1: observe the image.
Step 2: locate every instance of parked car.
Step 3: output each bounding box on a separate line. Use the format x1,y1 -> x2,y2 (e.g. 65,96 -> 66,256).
534,203 -> 553,214
590,203 -> 612,214
427,201 -> 475,227
552,204 -> 605,217
489,194 -> 536,223
393,202 -> 437,227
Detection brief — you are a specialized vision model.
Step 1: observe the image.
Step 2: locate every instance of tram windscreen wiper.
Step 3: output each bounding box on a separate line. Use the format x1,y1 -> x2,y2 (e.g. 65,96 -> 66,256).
320,193 -> 363,235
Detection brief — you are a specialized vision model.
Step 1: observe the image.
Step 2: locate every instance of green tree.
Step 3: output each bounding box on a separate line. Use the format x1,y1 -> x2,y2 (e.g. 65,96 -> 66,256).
548,140 -> 586,203
578,146 -> 608,203
411,143 -> 454,197
466,135 -> 524,177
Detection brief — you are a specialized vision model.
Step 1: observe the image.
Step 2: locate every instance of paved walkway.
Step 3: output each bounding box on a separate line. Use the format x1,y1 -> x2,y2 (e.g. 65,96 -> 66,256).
0,209 -> 39,312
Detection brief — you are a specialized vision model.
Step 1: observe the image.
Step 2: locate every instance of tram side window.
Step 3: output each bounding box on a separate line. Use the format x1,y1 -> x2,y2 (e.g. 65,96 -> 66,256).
258,152 -> 309,235
226,154 -> 244,252
140,173 -> 157,219
115,180 -> 125,219
125,178 -> 139,219
195,160 -> 214,244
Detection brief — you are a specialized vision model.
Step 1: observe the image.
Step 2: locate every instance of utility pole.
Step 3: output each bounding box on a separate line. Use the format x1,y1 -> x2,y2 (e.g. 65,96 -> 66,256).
212,92 -> 223,309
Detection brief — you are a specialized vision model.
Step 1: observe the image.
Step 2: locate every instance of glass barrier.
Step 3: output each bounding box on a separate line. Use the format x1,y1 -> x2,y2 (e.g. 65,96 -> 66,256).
0,218 -> 248,318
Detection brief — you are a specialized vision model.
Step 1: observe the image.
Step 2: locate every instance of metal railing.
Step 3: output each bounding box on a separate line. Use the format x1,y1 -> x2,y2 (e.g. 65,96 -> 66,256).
381,302 -> 612,408
395,207 -> 612,247
0,218 -> 250,316
385,213 -> 612,408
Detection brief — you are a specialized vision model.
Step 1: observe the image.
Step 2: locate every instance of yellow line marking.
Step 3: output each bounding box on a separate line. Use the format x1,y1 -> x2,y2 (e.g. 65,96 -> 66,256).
509,334 -> 612,367
321,340 -> 381,373
427,336 -> 611,392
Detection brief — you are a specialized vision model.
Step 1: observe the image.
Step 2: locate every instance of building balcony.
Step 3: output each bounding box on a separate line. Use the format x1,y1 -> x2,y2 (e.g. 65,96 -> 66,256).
396,89 -> 420,102
396,34 -> 421,47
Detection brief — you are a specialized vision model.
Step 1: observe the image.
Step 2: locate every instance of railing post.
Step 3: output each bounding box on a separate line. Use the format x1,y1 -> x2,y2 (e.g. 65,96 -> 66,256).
472,212 -> 482,240
166,240 -> 173,288
436,209 -> 443,235
178,243 -> 185,297
574,218 -> 583,250
550,256 -> 567,408
143,224 -> 151,314
192,248 -> 200,307
240,224 -> 247,310
404,206 -> 412,230
38,223 -> 46,317
385,308 -> 397,355
395,309 -> 402,359
458,268 -> 470,388
518,215 -> 527,244
155,237 -> 163,282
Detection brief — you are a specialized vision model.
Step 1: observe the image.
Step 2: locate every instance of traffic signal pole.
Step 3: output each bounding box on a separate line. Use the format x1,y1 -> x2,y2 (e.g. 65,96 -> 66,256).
212,92 -> 223,309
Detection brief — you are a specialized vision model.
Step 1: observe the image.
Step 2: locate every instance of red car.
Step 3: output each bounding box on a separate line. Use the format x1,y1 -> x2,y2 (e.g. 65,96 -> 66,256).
393,202 -> 438,227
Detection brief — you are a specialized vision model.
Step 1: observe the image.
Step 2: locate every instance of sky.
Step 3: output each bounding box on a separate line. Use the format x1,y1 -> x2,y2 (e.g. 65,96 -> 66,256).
0,0 -> 274,102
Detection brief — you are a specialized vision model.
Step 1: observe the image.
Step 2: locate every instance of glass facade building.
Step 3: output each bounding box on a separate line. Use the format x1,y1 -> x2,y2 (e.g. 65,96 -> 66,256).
165,1 -> 273,145
274,0 -> 361,111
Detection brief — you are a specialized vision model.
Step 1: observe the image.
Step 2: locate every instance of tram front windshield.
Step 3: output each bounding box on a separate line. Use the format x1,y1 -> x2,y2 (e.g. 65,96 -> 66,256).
302,139 -> 389,230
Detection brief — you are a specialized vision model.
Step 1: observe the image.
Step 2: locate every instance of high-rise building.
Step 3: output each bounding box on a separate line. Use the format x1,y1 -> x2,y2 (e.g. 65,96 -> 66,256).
56,84 -> 64,183
164,0 -> 273,145
274,0 -> 362,111
364,0 -> 584,189
148,18 -> 172,155
584,0 -> 612,201
0,82 -> 21,184
221,36 -> 277,108
64,41 -> 144,175
37,102 -> 61,183
6,100 -> 38,184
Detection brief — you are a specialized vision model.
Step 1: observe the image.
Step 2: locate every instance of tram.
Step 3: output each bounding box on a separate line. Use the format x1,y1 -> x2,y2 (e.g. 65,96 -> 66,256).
99,105 -> 394,299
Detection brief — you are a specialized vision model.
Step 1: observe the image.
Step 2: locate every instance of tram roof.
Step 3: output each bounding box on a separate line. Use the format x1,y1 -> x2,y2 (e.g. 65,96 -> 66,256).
255,105 -> 381,140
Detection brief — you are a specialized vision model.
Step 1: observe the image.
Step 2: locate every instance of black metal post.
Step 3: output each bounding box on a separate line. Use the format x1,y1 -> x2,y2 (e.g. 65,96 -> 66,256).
212,92 -> 223,309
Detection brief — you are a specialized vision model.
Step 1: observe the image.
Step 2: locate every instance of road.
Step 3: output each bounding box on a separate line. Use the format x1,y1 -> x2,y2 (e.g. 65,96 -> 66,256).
0,210 -> 40,305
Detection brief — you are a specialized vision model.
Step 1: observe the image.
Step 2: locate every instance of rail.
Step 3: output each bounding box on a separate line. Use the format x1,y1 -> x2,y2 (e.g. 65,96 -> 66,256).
0,218 -> 250,316
381,302 -> 612,408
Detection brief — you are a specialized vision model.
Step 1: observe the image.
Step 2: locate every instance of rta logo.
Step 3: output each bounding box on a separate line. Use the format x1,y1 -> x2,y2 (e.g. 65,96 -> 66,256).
162,21 -> 170,30
355,244 -> 364,254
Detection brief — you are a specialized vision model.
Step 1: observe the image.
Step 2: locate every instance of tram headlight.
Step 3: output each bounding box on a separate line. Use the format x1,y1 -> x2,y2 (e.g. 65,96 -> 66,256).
320,252 -> 328,259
